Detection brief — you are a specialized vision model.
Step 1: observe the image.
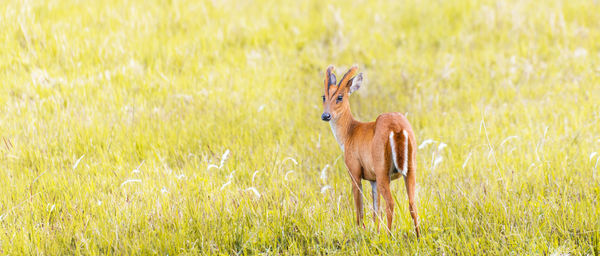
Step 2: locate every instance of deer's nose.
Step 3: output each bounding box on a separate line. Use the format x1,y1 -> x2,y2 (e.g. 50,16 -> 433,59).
321,112 -> 331,121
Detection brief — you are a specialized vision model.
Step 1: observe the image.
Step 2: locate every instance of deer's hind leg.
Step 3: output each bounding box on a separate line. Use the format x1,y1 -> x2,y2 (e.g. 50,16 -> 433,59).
376,172 -> 394,232
372,134 -> 395,232
369,180 -> 380,231
404,137 -> 420,237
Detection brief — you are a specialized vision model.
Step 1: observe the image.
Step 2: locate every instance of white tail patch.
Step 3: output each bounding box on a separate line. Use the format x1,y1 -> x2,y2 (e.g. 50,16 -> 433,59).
402,130 -> 409,176
389,131 -> 407,177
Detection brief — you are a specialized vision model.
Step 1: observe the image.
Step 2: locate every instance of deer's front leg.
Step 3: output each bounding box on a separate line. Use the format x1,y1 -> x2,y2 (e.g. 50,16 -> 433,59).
351,178 -> 364,227
345,158 -> 364,227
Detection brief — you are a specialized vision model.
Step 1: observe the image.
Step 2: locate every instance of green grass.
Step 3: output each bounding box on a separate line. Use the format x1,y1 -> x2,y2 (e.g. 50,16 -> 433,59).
1,0 -> 600,254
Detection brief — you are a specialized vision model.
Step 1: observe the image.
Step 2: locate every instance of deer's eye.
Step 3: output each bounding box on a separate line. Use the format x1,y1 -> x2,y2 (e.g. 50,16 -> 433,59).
322,95 -> 326,102
336,95 -> 343,103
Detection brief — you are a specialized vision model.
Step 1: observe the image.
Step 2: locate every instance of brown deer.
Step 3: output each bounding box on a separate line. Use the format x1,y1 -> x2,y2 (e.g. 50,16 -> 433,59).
320,65 -> 420,237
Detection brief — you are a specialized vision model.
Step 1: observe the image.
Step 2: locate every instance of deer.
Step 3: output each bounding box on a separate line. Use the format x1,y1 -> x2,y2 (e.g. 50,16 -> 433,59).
320,64 -> 420,237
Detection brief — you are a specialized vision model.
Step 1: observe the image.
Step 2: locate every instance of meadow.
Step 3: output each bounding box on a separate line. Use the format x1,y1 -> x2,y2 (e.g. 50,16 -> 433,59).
1,0 -> 600,254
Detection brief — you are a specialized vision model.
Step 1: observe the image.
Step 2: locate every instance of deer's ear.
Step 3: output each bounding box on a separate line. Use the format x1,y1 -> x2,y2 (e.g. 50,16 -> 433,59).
348,73 -> 363,95
338,65 -> 358,89
325,65 -> 336,88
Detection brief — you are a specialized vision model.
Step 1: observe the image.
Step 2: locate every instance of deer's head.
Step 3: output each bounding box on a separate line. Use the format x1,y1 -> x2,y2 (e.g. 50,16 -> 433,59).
321,65 -> 363,122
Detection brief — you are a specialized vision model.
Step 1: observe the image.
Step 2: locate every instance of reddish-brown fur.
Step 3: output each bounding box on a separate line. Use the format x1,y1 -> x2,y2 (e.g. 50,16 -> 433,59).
321,65 -> 420,237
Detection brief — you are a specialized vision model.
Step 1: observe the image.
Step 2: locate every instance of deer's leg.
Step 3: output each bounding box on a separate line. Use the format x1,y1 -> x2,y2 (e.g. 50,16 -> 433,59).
372,131 -> 394,232
351,178 -> 364,227
345,158 -> 364,227
377,175 -> 394,232
370,180 -> 380,231
405,158 -> 420,238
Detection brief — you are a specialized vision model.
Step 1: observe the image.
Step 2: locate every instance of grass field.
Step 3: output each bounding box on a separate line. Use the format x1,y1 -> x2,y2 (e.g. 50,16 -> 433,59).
1,0 -> 600,254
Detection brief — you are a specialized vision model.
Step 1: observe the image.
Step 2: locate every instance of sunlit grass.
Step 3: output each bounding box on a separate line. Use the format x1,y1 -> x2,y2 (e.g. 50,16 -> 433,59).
1,0 -> 599,254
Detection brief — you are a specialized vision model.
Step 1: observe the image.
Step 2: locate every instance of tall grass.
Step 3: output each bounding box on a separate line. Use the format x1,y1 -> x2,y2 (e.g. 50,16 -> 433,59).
1,0 -> 599,254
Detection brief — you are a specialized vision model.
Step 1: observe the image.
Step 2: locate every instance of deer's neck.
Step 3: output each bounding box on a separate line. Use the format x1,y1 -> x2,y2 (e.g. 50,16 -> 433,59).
329,107 -> 356,152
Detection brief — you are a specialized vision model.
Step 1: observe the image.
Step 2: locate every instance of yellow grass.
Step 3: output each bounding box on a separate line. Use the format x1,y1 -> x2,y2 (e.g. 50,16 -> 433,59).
1,0 -> 599,254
